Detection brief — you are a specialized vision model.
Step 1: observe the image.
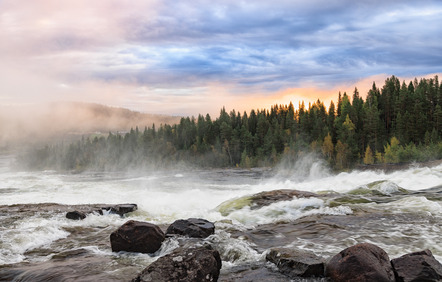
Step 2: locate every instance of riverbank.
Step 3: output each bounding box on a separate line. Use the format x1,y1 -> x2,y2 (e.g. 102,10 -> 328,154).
354,159 -> 442,173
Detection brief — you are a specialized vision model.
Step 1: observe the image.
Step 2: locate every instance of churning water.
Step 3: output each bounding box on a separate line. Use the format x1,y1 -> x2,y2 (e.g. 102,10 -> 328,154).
0,154 -> 441,281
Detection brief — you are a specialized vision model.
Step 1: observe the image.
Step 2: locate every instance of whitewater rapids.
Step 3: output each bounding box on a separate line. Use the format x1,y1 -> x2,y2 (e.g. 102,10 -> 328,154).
0,154 -> 441,280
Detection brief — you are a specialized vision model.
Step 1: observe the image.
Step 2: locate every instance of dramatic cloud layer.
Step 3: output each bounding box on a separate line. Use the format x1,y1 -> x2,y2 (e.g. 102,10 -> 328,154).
1,0 -> 441,115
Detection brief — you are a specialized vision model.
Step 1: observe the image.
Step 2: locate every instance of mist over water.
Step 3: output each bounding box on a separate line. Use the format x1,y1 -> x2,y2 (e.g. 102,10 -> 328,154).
0,153 -> 441,280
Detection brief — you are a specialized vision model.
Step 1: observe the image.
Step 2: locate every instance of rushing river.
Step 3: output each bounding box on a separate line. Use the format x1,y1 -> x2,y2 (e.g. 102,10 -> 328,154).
0,154 -> 441,281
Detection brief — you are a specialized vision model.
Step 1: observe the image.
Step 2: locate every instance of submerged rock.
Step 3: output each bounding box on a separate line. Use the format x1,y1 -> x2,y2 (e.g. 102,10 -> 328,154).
132,245 -> 222,282
391,249 -> 442,282
110,220 -> 165,254
166,218 -> 215,238
266,248 -> 325,278
325,243 -> 395,282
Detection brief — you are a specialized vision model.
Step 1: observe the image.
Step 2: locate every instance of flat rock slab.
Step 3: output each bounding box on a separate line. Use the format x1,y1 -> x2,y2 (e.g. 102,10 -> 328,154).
216,189 -> 320,216
391,249 -> 442,282
132,245 -> 221,282
266,247 -> 325,278
250,189 -> 320,210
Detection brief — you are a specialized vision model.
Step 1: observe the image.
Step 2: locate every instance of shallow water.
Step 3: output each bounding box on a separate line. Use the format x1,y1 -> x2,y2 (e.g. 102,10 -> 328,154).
0,155 -> 441,281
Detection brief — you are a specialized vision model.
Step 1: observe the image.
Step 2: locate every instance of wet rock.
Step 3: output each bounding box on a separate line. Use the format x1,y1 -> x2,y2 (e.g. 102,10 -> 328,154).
96,203 -> 138,216
325,243 -> 395,282
166,218 -> 215,238
391,249 -> 442,282
110,220 -> 165,254
110,204 -> 138,216
132,245 -> 221,282
66,211 -> 86,220
266,248 -> 325,278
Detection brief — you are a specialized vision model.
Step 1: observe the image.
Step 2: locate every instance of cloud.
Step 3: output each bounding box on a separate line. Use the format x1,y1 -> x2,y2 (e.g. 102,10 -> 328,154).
1,0 -> 441,116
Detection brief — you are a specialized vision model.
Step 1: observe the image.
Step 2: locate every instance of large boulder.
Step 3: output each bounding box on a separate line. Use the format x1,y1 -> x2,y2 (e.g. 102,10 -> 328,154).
110,220 -> 165,254
266,248 -> 325,278
391,249 -> 442,282
325,243 -> 395,282
166,218 -> 215,238
132,245 -> 222,282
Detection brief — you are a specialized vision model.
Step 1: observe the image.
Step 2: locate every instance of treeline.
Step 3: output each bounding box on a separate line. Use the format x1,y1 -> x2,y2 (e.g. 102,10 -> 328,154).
19,75 -> 442,171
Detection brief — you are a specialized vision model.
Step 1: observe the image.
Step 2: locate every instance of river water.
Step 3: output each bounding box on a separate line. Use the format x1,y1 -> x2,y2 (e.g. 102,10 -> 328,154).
0,154 -> 441,281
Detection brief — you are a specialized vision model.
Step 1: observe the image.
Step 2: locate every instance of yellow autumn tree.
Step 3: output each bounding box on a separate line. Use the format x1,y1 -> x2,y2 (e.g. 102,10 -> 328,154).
322,133 -> 334,161
363,145 -> 374,165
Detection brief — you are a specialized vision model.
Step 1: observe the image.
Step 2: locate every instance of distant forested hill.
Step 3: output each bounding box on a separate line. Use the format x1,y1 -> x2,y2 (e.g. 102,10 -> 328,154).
18,75 -> 442,171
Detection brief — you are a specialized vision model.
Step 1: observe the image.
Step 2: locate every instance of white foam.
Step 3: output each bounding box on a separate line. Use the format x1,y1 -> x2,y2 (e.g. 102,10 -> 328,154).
226,197 -> 352,226
389,196 -> 442,215
0,215 -> 70,264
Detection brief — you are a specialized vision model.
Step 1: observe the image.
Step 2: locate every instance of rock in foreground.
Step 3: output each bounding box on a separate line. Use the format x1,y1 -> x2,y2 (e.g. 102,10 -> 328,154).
133,245 -> 222,282
391,249 -> 442,282
110,220 -> 165,254
166,218 -> 215,238
325,243 -> 395,282
266,248 -> 325,278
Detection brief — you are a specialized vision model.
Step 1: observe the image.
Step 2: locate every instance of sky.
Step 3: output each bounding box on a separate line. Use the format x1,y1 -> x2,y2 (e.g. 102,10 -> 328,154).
1,0 -> 442,117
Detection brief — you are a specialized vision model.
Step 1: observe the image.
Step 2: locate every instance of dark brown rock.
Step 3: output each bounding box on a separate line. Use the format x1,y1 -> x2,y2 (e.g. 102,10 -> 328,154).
132,245 -> 222,282
166,218 -> 215,238
325,243 -> 395,282
110,220 -> 165,254
66,211 -> 86,220
250,189 -> 319,210
391,249 -> 442,282
266,248 -> 325,278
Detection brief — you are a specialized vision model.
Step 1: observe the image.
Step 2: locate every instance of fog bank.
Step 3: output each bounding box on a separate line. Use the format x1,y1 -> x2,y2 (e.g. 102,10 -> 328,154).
0,102 -> 181,148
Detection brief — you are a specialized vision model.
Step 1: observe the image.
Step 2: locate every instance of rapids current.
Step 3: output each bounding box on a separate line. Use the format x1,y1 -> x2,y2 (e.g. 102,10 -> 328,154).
0,155 -> 441,281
